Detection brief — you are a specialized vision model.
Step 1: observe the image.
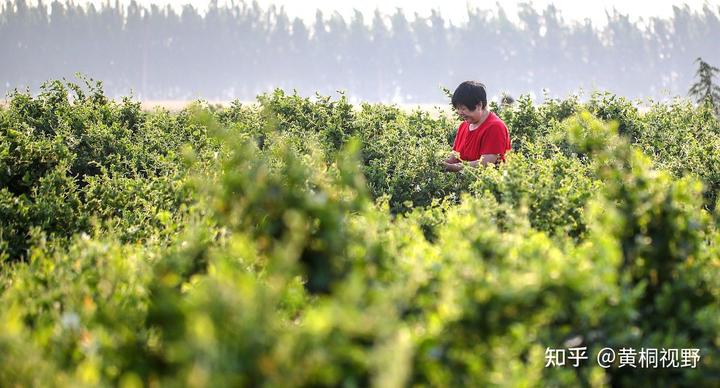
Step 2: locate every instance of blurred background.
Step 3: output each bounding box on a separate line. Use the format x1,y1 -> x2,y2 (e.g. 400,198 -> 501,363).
2,0 -> 719,103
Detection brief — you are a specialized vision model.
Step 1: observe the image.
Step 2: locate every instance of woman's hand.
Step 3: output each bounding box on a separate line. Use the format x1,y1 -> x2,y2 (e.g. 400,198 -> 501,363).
442,161 -> 463,172
444,154 -> 460,164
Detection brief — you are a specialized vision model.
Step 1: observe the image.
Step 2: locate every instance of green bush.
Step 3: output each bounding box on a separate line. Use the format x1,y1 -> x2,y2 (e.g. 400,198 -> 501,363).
0,78 -> 218,260
1,80 -> 718,386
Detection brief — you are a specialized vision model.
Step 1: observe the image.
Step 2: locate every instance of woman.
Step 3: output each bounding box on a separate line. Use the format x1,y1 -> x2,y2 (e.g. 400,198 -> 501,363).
443,81 -> 511,172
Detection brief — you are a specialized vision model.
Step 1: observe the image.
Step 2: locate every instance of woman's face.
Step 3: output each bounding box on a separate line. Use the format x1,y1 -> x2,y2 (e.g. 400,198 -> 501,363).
455,104 -> 484,124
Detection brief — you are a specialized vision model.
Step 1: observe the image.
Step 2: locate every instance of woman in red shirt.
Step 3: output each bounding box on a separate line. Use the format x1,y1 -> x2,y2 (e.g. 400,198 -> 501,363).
442,81 -> 511,172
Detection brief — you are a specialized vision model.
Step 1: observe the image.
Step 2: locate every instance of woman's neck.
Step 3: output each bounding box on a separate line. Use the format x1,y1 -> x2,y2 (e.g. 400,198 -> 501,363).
468,109 -> 490,129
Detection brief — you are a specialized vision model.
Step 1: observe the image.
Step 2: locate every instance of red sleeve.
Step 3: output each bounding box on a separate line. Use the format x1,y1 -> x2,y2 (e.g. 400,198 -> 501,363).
479,124 -> 509,155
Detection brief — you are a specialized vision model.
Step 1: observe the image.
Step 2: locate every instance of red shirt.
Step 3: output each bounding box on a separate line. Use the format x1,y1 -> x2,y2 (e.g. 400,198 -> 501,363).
452,112 -> 511,162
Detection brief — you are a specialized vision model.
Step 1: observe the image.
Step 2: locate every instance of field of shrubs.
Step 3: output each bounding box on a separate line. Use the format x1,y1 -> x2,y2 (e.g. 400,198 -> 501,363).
1,78 -> 719,386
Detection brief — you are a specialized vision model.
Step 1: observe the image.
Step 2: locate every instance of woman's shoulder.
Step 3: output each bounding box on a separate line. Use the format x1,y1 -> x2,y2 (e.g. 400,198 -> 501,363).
488,112 -> 508,128
488,111 -> 502,121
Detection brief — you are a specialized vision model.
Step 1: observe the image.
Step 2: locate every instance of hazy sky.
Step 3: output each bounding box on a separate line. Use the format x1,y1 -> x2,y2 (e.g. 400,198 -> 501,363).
36,0 -> 720,26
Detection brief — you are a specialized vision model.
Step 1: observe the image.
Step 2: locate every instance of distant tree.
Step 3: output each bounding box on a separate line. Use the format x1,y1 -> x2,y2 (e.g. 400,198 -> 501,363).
289,16 -> 311,93
389,9 -> 413,100
2,0 -> 720,102
369,10 -> 392,100
410,10 -> 449,101
324,11 -> 350,93
688,57 -> 720,114
346,10 -> 372,97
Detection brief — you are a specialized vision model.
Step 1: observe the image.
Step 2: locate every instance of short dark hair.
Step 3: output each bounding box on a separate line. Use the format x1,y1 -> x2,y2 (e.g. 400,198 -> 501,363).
451,81 -> 487,111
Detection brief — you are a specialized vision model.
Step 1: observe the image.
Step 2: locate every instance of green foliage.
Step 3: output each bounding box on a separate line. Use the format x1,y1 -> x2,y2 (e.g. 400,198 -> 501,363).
565,112 -> 720,385
632,99 -> 720,209
0,77 -> 218,260
1,80 -> 719,386
355,104 -> 473,213
467,149 -> 597,239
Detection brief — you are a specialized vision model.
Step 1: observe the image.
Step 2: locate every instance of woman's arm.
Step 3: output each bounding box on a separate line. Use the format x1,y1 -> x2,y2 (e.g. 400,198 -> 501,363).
443,161 -> 462,172
467,154 -> 499,167
444,154 -> 499,172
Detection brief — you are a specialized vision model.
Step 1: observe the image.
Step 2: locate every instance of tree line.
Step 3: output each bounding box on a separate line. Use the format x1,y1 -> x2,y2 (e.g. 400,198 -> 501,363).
1,0 -> 719,102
